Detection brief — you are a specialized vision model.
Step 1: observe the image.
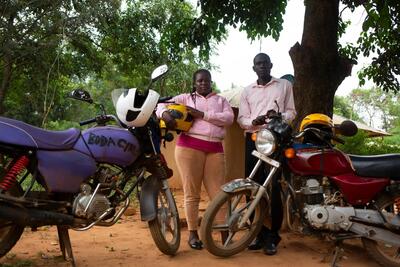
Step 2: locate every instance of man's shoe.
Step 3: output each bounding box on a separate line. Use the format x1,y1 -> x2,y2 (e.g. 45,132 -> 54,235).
248,238 -> 264,250
263,242 -> 277,255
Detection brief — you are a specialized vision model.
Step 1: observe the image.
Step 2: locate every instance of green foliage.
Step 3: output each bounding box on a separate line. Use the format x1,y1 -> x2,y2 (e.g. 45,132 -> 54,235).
356,1 -> 400,93
385,125 -> 400,145
0,259 -> 35,267
0,0 -> 121,124
350,88 -> 400,132
333,95 -> 361,121
1,0 -> 213,127
102,0 -> 213,96
195,0 -> 400,94
338,131 -> 400,155
195,0 -> 286,43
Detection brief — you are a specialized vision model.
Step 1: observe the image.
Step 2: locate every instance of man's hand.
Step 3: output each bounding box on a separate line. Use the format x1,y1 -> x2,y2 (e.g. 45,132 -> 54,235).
186,106 -> 204,119
162,112 -> 177,130
252,115 -> 267,126
266,109 -> 277,118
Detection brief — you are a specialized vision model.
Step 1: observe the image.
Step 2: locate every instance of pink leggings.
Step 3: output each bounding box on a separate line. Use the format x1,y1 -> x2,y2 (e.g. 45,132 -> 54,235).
175,146 -> 226,231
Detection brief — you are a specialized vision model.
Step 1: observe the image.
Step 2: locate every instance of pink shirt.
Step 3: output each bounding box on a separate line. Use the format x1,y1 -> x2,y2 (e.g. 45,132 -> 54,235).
156,92 -> 234,141
237,77 -> 296,133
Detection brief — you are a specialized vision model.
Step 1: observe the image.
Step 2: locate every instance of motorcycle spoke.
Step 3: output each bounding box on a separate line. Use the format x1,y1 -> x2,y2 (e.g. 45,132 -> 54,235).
165,224 -> 174,235
232,201 -> 251,214
395,248 -> 400,259
160,214 -> 174,235
161,219 -> 167,235
159,194 -> 166,208
211,223 -> 230,231
223,231 -> 236,247
230,194 -> 244,212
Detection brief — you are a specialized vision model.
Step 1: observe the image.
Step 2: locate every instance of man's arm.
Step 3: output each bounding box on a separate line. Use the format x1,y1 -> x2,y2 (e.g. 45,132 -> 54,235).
237,89 -> 263,130
282,83 -> 296,122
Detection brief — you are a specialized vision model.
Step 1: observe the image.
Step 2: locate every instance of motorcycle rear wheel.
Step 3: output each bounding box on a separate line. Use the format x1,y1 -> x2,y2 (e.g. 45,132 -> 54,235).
362,190 -> 400,267
0,155 -> 25,258
199,189 -> 267,257
148,185 -> 180,255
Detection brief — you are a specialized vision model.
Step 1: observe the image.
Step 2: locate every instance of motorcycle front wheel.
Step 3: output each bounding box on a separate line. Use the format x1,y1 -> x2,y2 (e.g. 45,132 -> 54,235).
362,190 -> 400,267
0,154 -> 25,257
200,189 -> 267,257
148,183 -> 180,255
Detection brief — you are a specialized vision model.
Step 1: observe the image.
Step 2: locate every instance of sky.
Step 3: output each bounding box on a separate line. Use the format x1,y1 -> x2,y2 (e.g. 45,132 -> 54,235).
207,1 -> 373,96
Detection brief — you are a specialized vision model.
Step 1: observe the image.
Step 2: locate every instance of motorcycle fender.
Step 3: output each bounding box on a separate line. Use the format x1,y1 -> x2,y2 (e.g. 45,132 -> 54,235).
139,175 -> 161,222
222,178 -> 268,198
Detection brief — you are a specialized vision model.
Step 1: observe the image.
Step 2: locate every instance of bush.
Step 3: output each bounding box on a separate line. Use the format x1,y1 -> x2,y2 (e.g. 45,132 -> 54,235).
337,131 -> 400,155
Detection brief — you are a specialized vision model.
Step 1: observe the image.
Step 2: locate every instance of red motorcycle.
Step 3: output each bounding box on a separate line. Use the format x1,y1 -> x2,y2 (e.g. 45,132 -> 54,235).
200,111 -> 400,267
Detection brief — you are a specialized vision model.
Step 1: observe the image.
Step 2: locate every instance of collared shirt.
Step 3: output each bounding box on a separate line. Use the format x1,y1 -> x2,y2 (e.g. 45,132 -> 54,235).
156,92 -> 234,141
237,77 -> 296,133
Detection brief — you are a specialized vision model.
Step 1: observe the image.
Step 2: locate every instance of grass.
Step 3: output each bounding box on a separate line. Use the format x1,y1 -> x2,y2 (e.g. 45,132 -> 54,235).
0,259 -> 35,267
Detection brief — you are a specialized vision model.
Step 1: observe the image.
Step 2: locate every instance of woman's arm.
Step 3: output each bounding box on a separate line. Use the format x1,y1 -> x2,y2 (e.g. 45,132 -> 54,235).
202,97 -> 234,127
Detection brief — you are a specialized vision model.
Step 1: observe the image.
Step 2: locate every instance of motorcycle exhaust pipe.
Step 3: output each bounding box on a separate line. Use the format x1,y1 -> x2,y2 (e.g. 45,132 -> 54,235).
0,204 -> 75,227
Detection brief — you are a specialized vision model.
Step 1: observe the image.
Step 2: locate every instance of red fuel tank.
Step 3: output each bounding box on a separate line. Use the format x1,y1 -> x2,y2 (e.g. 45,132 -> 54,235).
287,148 -> 353,176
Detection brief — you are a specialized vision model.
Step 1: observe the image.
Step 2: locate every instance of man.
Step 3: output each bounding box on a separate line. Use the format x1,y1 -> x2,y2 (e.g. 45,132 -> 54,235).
237,53 -> 296,255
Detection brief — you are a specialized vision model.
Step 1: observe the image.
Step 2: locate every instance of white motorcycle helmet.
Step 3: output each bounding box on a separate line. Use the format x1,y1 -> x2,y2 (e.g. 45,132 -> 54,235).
115,88 -> 160,127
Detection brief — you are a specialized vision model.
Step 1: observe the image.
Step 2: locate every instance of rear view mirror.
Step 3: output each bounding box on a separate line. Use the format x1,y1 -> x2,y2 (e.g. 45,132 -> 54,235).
151,65 -> 169,82
337,120 -> 358,137
68,89 -> 93,104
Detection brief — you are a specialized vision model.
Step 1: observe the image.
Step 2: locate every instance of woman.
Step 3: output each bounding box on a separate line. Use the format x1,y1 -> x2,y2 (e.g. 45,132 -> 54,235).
157,69 -> 234,250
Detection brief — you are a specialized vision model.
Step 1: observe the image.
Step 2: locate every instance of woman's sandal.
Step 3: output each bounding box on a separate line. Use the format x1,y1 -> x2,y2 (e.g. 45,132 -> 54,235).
188,239 -> 203,250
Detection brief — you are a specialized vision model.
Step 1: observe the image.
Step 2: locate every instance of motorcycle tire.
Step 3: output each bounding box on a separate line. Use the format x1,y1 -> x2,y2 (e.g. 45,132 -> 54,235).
200,189 -> 267,257
148,185 -> 180,255
361,189 -> 400,267
0,155 -> 25,258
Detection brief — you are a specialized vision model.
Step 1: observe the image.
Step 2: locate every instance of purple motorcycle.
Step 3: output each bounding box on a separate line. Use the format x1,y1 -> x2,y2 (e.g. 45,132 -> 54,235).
0,65 -> 180,265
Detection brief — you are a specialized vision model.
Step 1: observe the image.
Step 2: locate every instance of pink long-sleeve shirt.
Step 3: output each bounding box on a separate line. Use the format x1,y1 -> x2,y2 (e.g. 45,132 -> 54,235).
237,77 -> 296,133
156,92 -> 234,141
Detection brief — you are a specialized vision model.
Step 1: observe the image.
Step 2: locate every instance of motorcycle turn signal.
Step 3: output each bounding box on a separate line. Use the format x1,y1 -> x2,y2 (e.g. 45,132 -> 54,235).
284,148 -> 296,159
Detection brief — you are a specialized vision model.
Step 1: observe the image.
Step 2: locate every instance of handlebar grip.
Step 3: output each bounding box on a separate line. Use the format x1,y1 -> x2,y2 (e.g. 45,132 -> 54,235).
158,96 -> 173,103
79,118 -> 97,126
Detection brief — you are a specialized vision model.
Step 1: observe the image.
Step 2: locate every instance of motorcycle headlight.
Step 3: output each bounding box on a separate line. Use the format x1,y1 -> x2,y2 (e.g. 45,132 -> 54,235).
255,129 -> 276,156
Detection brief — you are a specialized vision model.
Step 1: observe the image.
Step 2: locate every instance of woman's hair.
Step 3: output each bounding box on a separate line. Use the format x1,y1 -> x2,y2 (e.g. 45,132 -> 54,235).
190,69 -> 211,106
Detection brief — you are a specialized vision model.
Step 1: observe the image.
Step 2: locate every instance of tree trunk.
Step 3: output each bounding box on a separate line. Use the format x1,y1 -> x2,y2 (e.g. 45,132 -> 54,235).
0,53 -> 12,115
0,14 -> 15,115
289,0 -> 354,128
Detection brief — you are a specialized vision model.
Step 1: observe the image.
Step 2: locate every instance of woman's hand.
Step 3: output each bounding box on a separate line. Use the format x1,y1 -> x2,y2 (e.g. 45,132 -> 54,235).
162,112 -> 177,130
186,106 -> 204,119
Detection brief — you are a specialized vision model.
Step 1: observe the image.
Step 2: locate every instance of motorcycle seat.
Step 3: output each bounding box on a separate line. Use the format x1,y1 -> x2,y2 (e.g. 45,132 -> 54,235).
349,154 -> 400,180
0,116 -> 80,150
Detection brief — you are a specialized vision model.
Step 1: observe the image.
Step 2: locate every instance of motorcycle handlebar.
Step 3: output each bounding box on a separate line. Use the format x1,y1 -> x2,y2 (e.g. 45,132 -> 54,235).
79,115 -> 120,126
79,118 -> 97,126
294,127 -> 345,145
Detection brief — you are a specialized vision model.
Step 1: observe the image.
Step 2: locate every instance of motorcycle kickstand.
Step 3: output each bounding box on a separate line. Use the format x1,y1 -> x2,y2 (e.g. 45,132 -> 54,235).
57,225 -> 76,267
330,240 -> 344,267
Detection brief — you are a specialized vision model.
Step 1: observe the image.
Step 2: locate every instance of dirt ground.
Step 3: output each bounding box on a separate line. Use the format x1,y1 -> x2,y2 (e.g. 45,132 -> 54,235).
0,189 -> 382,267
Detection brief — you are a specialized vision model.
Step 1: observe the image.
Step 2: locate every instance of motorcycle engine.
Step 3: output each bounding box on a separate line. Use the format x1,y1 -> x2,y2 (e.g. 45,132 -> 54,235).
72,184 -> 111,219
301,178 -> 324,205
303,205 -> 355,231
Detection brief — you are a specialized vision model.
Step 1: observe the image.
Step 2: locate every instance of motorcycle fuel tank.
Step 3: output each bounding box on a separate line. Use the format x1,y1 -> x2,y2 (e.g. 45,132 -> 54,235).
74,126 -> 141,166
287,147 -> 390,205
287,148 -> 353,176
